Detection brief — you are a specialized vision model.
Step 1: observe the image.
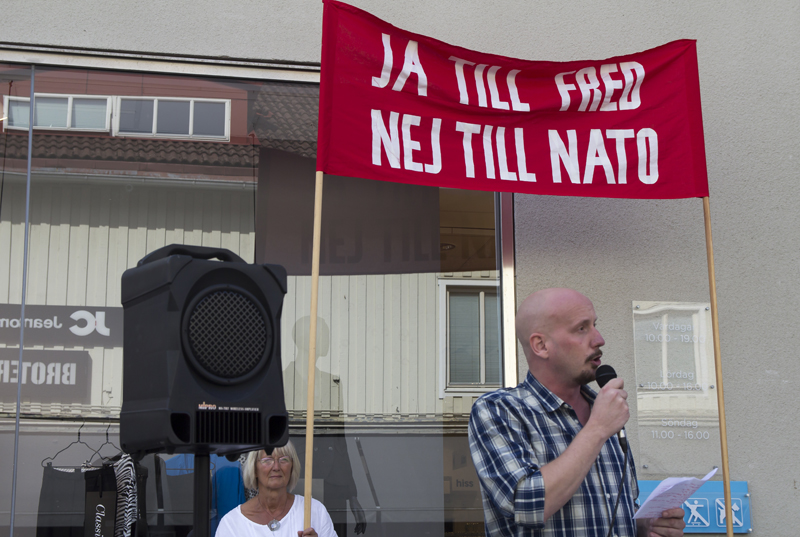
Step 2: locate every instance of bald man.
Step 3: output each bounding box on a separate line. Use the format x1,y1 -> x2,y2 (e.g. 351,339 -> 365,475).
468,288 -> 685,537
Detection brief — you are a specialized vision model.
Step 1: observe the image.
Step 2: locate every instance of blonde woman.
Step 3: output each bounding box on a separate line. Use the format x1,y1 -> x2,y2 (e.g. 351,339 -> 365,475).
216,440 -> 335,537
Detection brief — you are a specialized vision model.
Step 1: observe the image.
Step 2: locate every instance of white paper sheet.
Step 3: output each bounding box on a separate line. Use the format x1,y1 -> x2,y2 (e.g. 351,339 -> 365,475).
633,468 -> 718,519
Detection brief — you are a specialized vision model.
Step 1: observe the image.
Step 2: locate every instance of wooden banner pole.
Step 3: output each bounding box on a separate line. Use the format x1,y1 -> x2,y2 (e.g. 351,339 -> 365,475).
703,196 -> 733,537
303,171 -> 324,529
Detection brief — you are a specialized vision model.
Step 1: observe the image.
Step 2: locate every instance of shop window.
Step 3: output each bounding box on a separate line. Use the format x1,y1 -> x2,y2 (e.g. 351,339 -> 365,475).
4,93 -> 112,131
440,280 -> 501,395
0,62 -> 502,537
114,96 -> 229,140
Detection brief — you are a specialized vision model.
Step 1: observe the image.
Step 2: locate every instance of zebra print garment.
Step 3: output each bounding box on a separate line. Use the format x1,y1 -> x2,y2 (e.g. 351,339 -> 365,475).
113,454 -> 137,537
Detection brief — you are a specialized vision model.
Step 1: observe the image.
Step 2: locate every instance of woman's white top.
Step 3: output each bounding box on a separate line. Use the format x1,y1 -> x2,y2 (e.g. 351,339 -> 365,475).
216,495 -> 335,537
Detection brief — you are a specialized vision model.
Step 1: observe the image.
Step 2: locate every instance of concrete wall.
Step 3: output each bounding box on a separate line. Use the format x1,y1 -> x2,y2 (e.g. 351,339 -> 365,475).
4,0 -> 798,533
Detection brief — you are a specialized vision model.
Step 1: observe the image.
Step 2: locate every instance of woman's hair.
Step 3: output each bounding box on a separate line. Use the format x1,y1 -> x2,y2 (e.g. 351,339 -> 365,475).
242,439 -> 301,493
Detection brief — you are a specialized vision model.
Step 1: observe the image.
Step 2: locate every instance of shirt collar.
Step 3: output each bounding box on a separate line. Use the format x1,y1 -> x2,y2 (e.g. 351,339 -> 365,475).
523,371 -> 598,412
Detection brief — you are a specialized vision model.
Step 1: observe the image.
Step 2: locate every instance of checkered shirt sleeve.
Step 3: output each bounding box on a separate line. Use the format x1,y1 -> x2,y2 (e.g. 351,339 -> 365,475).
469,389 -> 548,529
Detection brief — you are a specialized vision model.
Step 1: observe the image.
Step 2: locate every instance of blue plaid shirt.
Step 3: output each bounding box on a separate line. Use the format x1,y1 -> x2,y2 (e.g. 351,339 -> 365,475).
468,372 -> 639,537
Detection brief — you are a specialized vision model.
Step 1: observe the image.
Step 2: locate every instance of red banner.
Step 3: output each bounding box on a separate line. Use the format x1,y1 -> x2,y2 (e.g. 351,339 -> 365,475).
317,0 -> 708,199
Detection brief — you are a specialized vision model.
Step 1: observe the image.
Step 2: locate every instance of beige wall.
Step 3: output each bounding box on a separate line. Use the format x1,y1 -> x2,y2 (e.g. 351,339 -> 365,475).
4,0 -> 798,533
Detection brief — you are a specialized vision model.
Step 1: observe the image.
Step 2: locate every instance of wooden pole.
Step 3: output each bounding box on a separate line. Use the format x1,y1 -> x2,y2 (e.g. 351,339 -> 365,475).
304,171 -> 324,529
703,196 -> 733,537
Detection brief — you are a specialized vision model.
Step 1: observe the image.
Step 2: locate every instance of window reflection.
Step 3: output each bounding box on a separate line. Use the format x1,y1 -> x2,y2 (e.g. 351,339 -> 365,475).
71,98 -> 108,129
118,98 -> 154,133
34,96 -> 69,128
156,100 -> 190,135
194,101 -> 226,136
7,98 -> 30,128
0,63 -> 502,537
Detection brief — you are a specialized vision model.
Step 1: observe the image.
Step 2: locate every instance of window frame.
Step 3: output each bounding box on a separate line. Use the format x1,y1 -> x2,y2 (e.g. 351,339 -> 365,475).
439,278 -> 502,398
3,93 -> 113,132
112,95 -> 231,141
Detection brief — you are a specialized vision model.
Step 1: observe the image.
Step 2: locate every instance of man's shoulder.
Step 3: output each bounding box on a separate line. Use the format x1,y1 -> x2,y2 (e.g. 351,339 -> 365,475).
475,384 -> 524,402
472,379 -> 545,415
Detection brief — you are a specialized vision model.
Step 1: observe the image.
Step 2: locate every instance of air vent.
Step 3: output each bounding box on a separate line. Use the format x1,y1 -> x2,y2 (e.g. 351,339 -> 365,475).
195,409 -> 262,444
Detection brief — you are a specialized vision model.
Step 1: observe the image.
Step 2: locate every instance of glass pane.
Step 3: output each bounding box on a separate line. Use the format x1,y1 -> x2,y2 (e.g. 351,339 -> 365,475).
34,96 -> 69,128
254,83 -> 498,528
484,292 -> 501,384
8,99 -> 29,128
449,292 -> 480,383
0,62 -> 32,537
4,66 -> 502,537
22,65 -> 261,425
633,301 -> 721,475
156,100 -> 190,135
71,98 -> 108,129
119,98 -> 153,133
440,189 -> 496,272
193,101 -> 226,136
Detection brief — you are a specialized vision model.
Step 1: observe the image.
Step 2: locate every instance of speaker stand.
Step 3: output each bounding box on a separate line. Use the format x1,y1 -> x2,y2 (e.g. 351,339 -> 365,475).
193,453 -> 211,537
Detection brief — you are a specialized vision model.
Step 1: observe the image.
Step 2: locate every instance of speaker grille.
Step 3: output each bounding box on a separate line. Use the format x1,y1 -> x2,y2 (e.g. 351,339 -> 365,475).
187,289 -> 269,380
195,410 -> 262,444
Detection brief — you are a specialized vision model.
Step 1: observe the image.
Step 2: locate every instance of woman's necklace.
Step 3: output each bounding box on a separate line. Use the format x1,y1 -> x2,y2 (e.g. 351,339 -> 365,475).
259,494 -> 289,532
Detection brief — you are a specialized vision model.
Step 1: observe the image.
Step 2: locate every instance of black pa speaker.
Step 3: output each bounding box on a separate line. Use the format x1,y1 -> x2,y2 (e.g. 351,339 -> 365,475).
120,244 -> 289,456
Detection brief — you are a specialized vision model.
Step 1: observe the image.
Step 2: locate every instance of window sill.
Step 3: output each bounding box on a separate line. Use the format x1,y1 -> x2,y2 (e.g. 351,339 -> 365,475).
442,386 -> 501,398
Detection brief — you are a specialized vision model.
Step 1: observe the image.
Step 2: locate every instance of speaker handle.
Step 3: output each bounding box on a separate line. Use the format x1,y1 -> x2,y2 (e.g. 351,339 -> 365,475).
137,244 -> 245,267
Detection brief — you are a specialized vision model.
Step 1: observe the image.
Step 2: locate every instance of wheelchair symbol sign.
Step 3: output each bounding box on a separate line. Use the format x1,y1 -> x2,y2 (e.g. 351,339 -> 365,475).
715,498 -> 744,527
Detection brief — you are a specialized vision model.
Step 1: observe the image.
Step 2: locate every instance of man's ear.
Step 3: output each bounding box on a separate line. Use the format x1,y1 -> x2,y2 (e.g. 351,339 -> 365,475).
529,333 -> 548,359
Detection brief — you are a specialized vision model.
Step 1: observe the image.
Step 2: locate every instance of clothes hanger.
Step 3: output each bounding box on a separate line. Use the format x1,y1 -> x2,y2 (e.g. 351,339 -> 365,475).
88,424 -> 123,465
41,421 -> 103,469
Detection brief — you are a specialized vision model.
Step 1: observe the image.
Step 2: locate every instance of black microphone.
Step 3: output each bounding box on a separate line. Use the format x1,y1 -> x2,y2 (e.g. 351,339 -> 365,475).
594,364 -> 628,453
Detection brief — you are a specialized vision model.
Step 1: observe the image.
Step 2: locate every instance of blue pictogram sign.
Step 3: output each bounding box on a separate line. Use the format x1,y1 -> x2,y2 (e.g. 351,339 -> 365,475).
638,480 -> 751,533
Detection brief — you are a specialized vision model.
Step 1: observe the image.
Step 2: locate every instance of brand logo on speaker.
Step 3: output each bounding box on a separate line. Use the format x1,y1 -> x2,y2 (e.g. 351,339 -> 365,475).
69,311 -> 110,337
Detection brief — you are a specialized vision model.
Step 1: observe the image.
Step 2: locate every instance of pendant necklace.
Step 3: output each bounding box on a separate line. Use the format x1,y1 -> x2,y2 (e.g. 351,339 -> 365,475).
260,495 -> 288,532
